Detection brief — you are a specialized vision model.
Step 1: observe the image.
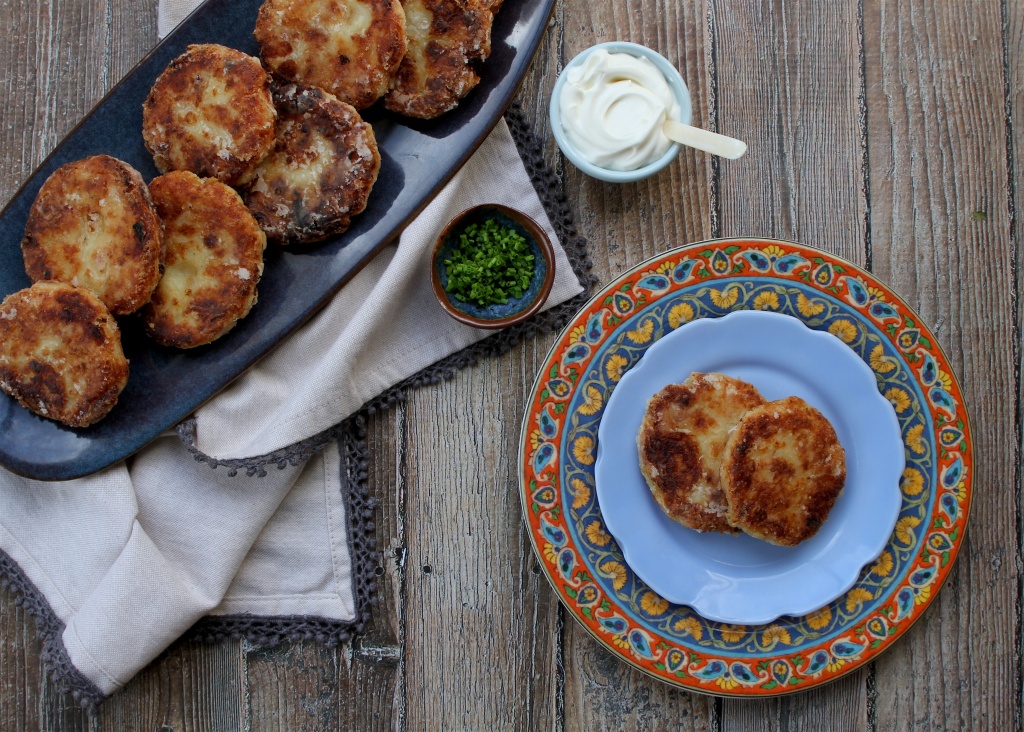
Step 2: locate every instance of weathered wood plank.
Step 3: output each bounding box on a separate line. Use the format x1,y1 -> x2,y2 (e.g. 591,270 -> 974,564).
712,0 -> 868,729
0,0 -> 157,728
0,0 -> 108,194
400,344 -> 560,730
550,0 -> 717,284
99,641 -> 243,732
713,0 -> 867,260
0,2 -> 253,730
347,405 -> 406,730
516,333 -> 573,731
0,589 -> 44,731
241,410 -> 404,732
95,649 -> 190,731
246,641 -> 346,731
719,673 -> 867,732
561,630 -> 717,732
862,0 -> 1018,729
513,7 -> 558,161
1007,0 -> 1024,727
527,2 -> 721,728
1009,0 -> 1024,721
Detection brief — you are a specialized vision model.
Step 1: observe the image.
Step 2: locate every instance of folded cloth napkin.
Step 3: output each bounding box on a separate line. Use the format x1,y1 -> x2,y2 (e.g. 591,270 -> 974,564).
158,0 -> 195,38
0,5 -> 590,703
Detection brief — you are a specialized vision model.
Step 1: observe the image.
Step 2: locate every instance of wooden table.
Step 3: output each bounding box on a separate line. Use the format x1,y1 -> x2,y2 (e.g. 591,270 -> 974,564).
0,0 -> 1018,729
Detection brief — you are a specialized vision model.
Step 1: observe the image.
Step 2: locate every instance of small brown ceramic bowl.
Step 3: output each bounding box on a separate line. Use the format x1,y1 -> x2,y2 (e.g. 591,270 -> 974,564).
431,204 -> 556,330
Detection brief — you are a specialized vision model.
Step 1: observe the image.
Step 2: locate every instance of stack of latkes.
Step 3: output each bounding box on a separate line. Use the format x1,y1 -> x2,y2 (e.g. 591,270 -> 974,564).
0,0 -> 505,428
637,372 -> 847,547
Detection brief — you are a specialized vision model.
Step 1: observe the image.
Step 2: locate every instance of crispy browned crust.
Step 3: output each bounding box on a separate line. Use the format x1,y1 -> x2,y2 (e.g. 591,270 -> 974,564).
722,396 -> 847,547
142,44 -> 277,186
0,282 -> 128,427
241,83 -> 380,245
142,171 -> 266,349
637,373 -> 766,533
383,0 -> 494,119
21,155 -> 163,316
255,0 -> 407,110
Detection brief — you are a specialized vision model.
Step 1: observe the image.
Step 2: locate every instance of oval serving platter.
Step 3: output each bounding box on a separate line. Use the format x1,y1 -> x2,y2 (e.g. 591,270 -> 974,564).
0,0 -> 556,481
518,238 -> 973,696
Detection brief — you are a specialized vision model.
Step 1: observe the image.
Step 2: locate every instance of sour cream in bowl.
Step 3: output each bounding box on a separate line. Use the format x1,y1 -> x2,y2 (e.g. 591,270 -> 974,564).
551,42 -> 692,183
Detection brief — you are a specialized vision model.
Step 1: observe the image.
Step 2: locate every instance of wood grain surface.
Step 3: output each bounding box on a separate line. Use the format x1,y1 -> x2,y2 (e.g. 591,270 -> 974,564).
0,0 -> 1019,729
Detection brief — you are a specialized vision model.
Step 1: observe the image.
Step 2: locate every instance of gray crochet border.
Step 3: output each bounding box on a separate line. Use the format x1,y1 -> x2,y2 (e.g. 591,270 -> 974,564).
0,103 -> 594,706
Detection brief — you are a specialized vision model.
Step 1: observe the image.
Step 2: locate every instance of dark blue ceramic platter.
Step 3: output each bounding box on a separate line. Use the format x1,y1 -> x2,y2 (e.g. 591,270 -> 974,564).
0,0 -> 556,480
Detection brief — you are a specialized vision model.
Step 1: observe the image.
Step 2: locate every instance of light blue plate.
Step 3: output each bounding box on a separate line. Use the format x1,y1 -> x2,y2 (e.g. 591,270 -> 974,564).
595,310 -> 904,624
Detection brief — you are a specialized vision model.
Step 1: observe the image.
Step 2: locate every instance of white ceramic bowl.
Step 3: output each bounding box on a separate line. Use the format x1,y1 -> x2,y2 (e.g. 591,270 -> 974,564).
550,41 -> 693,183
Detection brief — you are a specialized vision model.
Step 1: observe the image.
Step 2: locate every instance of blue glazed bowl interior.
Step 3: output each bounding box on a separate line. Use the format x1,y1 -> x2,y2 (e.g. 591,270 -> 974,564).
435,209 -> 549,321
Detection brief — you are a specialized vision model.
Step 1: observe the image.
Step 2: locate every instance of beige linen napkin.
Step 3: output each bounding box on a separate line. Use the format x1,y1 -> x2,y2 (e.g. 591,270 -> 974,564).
158,0 -> 196,38
192,119 -> 581,460
0,3 -> 586,704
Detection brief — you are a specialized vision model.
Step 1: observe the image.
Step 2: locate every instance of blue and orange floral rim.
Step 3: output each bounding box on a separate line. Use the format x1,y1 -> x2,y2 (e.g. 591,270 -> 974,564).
518,238 -> 972,696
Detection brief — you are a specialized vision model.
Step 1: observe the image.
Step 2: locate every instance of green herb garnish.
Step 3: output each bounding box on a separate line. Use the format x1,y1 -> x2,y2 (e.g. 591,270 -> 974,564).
443,218 -> 535,307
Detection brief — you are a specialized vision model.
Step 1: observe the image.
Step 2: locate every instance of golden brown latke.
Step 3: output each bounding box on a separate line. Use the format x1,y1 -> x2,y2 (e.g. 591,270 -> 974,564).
637,373 -> 766,534
142,171 -> 266,349
142,44 -> 277,186
383,0 -> 494,119
255,0 -> 407,110
0,281 -> 129,428
722,396 -> 847,547
21,155 -> 163,316
242,83 -> 380,245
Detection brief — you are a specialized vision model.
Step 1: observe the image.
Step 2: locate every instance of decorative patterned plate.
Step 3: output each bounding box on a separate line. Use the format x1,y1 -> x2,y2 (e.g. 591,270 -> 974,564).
518,238 -> 972,695
595,310 -> 905,625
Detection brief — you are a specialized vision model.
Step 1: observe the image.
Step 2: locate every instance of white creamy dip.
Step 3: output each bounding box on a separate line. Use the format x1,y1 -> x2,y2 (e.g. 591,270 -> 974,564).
558,49 -> 681,171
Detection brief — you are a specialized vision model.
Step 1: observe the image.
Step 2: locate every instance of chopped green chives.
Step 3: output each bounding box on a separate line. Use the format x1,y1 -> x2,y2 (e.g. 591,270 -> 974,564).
443,218 -> 535,307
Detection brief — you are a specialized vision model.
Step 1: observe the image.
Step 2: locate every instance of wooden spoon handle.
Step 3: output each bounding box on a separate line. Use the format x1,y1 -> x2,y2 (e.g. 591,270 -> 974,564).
662,119 -> 748,159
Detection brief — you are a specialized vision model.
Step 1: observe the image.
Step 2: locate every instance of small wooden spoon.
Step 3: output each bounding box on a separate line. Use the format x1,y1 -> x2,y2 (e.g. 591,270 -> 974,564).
662,119 -> 748,159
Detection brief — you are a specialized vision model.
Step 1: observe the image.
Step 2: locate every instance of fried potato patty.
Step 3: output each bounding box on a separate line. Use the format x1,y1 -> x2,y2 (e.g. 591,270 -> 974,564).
637,373 -> 766,533
242,83 -> 380,245
255,0 -> 406,110
383,0 -> 494,119
722,396 -> 847,547
0,282 -> 128,427
21,155 -> 162,316
142,44 -> 277,186
142,172 -> 266,349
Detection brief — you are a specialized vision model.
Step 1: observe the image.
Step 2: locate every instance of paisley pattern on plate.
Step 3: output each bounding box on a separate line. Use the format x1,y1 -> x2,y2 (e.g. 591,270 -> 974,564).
518,239 -> 972,695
